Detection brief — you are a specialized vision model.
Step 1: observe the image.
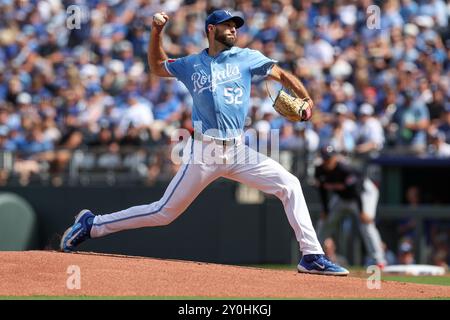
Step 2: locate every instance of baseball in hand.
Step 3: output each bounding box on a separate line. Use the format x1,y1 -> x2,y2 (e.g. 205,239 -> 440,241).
153,13 -> 166,25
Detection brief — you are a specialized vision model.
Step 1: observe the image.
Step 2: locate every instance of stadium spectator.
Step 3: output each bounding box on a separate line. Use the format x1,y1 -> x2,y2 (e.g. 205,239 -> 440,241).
437,108 -> 450,144
152,89 -> 182,123
279,121 -> 319,153
427,88 -> 447,126
427,130 -> 450,157
396,91 -> 430,154
397,238 -> 416,265
118,93 -> 154,135
355,103 -> 385,156
320,103 -> 356,154
400,185 -> 422,234
426,217 -> 450,268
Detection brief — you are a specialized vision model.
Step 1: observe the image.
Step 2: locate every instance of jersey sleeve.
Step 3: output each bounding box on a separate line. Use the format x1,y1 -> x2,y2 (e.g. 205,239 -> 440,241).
164,57 -> 188,82
247,49 -> 277,77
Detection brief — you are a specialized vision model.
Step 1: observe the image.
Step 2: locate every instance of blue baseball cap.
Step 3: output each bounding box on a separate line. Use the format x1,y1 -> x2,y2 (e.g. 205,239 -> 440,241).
205,10 -> 244,33
320,145 -> 337,160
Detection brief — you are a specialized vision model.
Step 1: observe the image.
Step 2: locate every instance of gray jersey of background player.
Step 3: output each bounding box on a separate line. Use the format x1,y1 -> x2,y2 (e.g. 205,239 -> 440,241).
314,145 -> 387,266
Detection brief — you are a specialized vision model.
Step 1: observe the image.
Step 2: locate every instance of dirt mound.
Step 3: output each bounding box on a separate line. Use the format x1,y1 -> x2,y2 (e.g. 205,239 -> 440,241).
0,251 -> 449,298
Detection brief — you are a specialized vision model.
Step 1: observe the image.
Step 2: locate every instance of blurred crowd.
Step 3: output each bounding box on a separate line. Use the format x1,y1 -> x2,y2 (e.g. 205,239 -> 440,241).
0,0 -> 449,187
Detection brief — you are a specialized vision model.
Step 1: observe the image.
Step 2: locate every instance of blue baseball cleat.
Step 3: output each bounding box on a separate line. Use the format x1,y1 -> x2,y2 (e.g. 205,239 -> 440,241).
60,209 -> 94,252
297,254 -> 349,276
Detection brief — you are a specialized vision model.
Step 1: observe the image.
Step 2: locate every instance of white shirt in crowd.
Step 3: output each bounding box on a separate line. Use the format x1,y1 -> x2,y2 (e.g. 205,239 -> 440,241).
357,117 -> 385,150
119,100 -> 154,134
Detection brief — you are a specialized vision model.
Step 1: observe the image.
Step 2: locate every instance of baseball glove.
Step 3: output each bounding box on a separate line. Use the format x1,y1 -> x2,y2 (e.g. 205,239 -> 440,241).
272,89 -> 312,122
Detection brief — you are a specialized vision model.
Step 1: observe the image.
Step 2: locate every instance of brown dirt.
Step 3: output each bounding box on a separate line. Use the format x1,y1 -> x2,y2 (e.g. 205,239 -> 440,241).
0,251 -> 449,298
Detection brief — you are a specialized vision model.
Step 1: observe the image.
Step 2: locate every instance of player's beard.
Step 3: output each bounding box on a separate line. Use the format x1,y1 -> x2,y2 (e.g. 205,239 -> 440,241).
214,29 -> 236,48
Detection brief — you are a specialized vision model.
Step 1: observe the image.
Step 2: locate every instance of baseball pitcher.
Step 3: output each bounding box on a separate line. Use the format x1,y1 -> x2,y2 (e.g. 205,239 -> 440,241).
60,10 -> 348,276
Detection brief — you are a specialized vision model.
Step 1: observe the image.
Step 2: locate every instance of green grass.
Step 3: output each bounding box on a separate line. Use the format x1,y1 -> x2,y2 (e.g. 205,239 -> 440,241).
381,276 -> 450,286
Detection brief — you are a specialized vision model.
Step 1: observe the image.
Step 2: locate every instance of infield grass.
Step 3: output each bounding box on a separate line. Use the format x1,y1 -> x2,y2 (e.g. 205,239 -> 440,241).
249,264 -> 450,287
380,275 -> 450,286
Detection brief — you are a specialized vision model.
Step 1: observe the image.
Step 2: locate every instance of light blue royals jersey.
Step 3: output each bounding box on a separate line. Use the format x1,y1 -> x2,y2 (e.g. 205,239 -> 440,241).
164,47 -> 276,138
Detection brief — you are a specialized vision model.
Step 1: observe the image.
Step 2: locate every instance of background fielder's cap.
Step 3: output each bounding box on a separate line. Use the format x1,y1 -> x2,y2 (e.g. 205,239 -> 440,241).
320,145 -> 337,160
205,10 -> 244,33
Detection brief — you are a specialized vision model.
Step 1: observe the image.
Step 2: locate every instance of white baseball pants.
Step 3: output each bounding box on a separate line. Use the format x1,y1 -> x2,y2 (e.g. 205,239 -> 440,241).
90,137 -> 324,255
318,178 -> 386,264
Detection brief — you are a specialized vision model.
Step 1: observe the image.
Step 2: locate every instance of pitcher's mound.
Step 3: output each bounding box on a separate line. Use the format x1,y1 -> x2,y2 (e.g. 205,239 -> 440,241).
0,251 -> 449,298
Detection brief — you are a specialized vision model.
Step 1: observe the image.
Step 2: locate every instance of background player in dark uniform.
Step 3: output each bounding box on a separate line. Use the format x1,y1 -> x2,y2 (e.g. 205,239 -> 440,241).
314,145 -> 386,267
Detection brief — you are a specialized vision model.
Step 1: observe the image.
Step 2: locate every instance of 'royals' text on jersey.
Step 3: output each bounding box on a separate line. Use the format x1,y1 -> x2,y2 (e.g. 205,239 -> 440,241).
164,47 -> 276,138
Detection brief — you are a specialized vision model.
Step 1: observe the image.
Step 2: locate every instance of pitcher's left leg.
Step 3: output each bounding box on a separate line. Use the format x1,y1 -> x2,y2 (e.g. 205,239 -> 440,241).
226,148 -> 323,255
